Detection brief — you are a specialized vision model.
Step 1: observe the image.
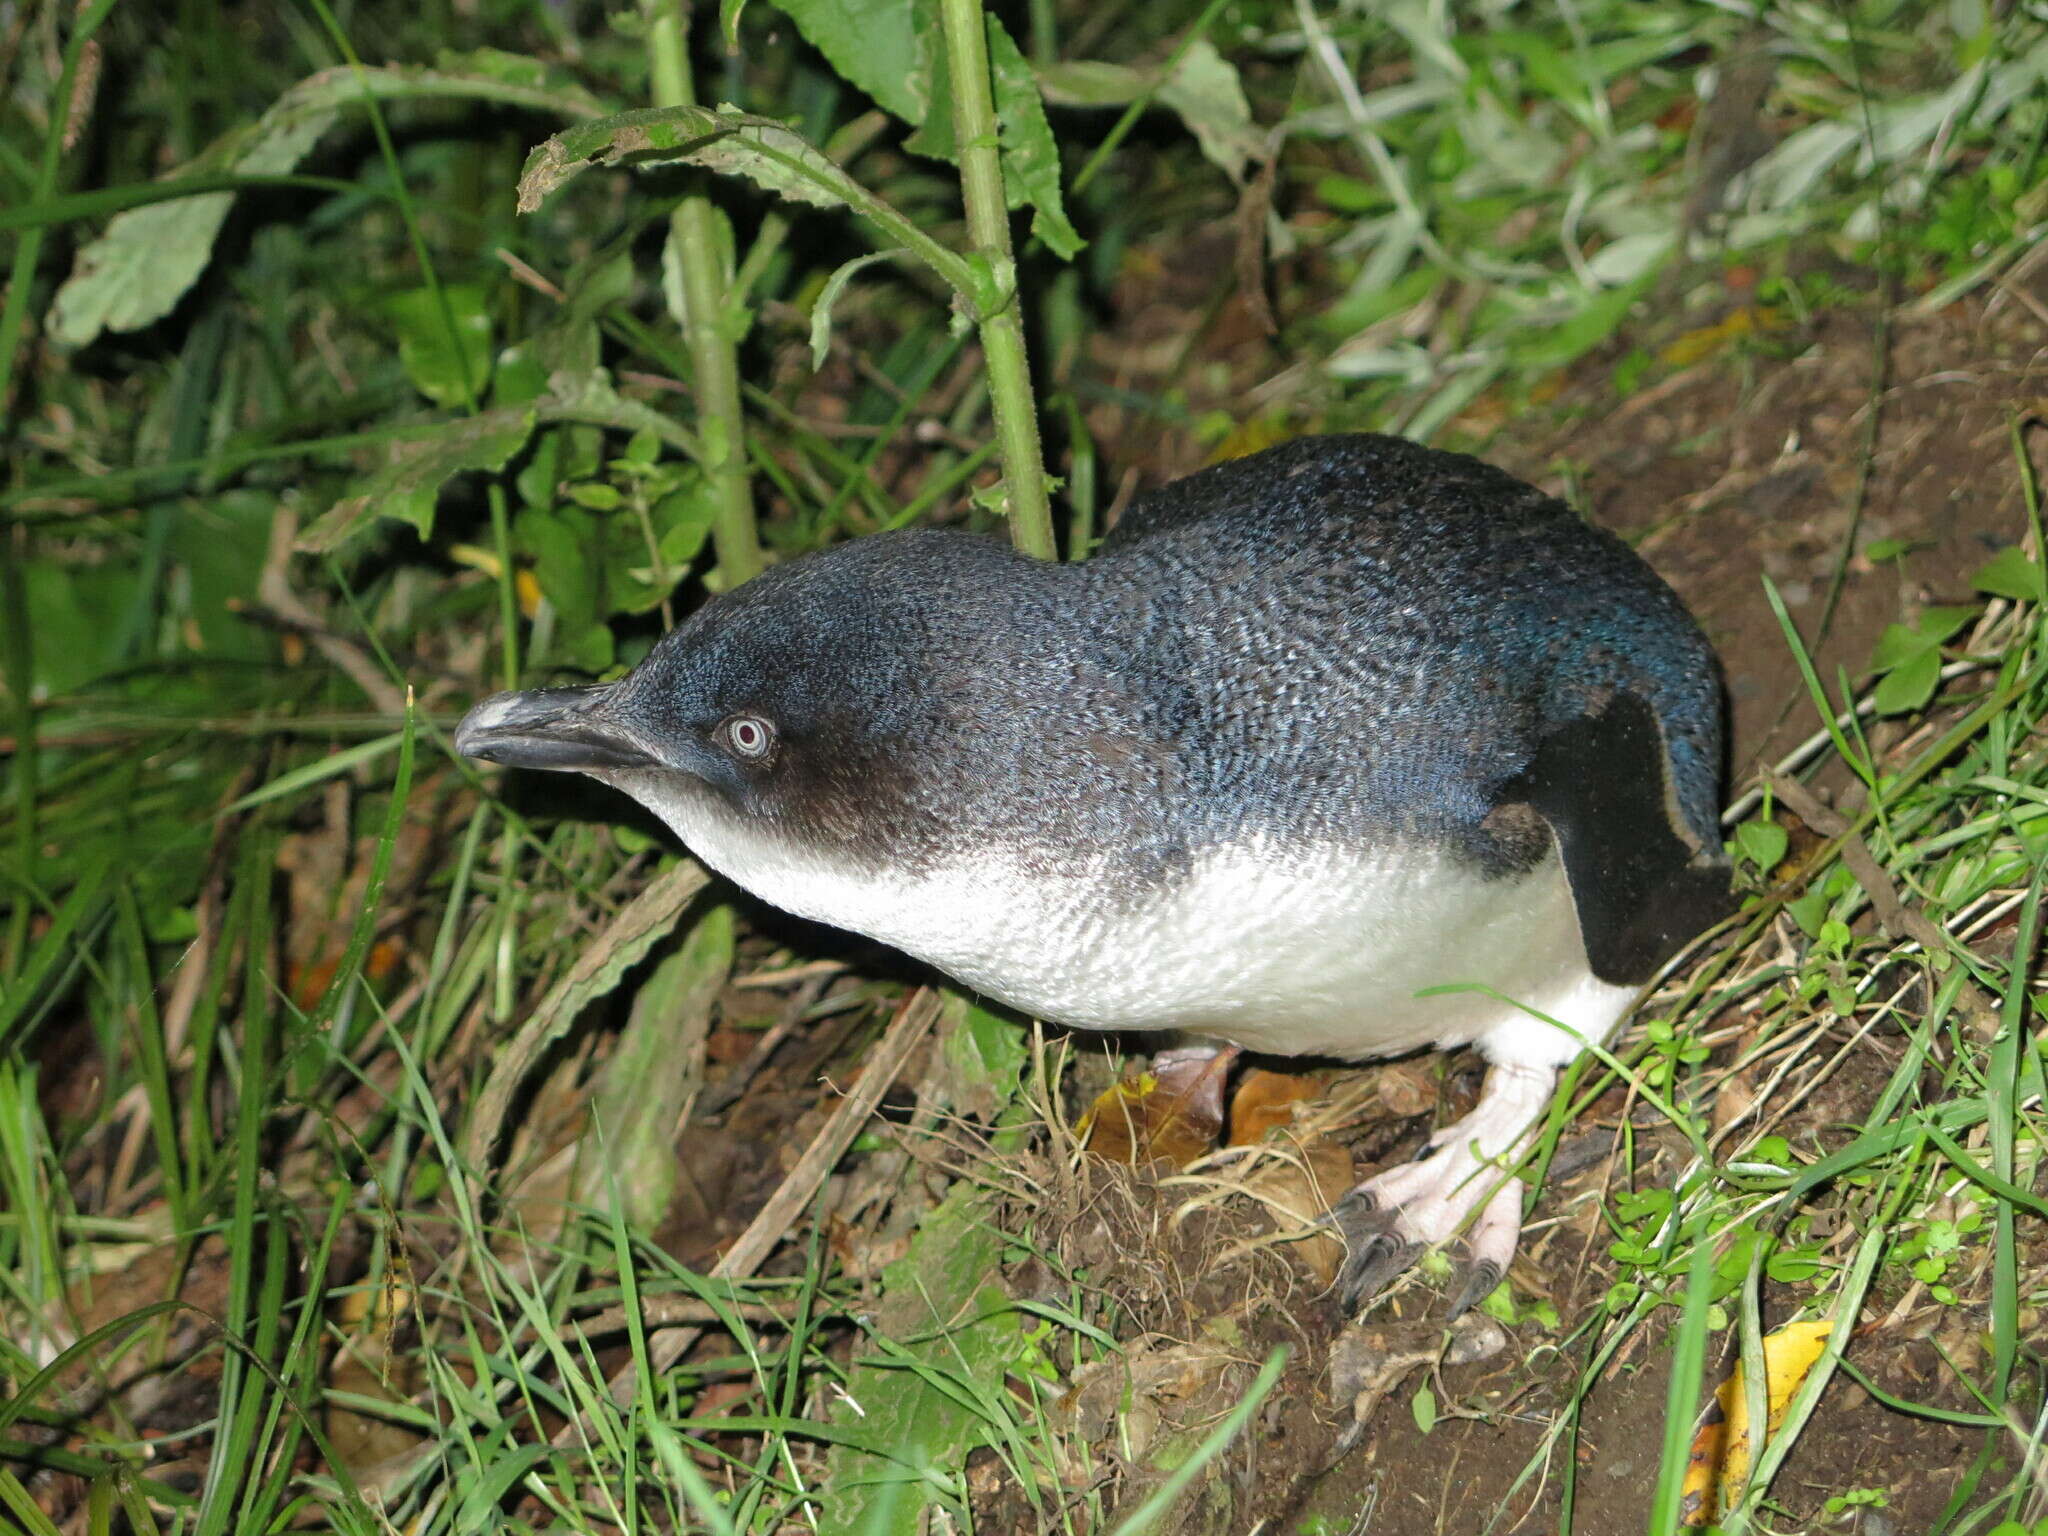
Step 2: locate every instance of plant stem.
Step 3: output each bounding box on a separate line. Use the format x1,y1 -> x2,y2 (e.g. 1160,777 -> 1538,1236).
936,0 -> 1056,562
650,4 -> 763,588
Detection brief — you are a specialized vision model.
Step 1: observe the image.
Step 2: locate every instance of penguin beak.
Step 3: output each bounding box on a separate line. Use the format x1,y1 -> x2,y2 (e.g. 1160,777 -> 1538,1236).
454,684 -> 660,772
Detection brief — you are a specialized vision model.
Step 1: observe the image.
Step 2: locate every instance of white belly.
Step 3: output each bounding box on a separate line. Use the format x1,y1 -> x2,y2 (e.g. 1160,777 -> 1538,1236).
637,775 -> 1614,1063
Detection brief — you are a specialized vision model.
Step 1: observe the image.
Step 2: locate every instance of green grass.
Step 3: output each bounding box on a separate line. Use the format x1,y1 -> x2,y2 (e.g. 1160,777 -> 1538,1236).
3,0 -> 2047,1530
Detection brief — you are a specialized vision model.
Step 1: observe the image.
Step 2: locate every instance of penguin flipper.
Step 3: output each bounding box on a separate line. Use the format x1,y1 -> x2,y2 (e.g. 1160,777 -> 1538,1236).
1500,691 -> 1731,987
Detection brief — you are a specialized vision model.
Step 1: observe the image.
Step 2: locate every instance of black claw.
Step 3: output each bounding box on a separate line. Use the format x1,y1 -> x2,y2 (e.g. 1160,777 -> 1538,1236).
1338,1230 -> 1422,1310
1449,1258 -> 1503,1319
1325,1185 -> 1393,1239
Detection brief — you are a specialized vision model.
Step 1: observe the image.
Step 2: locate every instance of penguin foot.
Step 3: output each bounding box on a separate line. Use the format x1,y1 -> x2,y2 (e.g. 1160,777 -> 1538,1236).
1331,1059 -> 1557,1313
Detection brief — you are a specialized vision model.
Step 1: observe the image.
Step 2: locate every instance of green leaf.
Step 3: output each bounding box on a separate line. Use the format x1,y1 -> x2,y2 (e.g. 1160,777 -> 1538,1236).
1913,604 -> 1980,646
15,561 -> 126,694
1974,545 -> 2044,601
518,105 -> 977,300
1411,1383 -> 1437,1434
516,504 -> 614,672
49,54 -> 604,347
645,480 -> 719,585
385,283 -> 494,407
50,101 -> 339,347
301,406 -> 537,551
168,490 -> 272,660
821,1183 -> 1027,1531
766,0 -> 942,131
540,366 -> 698,459
1734,820 -> 1788,872
808,250 -> 902,368
1874,644 -> 1943,715
985,17 -> 1083,259
1039,42 -> 1262,188
1510,260 -> 1669,372
521,104 -> 847,209
1155,40 -> 1263,187
464,863 -> 711,1168
566,481 -> 623,511
1867,621 -> 1932,672
574,907 -> 733,1231
1035,59 -> 1149,108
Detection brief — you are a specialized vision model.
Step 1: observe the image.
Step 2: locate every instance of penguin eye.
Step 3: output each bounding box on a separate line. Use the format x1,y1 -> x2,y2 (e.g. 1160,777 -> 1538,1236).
719,714 -> 775,760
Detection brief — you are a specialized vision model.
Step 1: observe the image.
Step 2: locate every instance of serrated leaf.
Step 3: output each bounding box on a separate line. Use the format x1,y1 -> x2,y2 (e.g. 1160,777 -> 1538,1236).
985,16 -> 1083,259
822,1183 -> 1023,1531
768,0 -> 941,130
519,104 -> 856,211
1973,545 -> 2044,601
301,407 -> 537,552
540,367 -> 697,460
51,55 -> 604,347
1871,645 -> 1941,716
809,250 -> 902,368
519,105 -> 975,300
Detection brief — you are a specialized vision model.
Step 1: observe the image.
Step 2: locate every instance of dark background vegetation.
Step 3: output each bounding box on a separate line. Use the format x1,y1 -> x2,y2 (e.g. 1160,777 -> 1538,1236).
4,0 -> 2047,1531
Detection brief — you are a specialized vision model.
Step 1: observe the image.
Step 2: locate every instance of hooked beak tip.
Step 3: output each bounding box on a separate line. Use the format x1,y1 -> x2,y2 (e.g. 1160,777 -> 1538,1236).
455,686 -> 660,772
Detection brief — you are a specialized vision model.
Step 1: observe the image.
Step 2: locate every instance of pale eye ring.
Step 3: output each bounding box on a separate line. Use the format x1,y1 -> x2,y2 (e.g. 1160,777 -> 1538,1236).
720,714 -> 775,760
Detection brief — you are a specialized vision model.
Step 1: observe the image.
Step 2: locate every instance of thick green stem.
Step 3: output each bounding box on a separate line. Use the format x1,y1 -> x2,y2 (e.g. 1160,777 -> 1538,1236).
650,4 -> 763,588
937,0 -> 1057,562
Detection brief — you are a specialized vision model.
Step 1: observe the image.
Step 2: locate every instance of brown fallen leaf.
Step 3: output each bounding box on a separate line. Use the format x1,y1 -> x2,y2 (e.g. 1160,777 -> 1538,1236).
1226,1069 -> 1324,1145
1082,1049 -> 1237,1167
1239,1133 -> 1354,1285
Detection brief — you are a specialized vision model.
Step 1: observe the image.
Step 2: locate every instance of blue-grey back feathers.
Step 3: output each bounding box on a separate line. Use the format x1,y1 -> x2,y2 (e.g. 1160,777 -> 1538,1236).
608,434 -> 1727,971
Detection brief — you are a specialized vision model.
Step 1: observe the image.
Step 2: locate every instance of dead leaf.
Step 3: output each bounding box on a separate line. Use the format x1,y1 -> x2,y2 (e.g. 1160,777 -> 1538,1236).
1082,1050 -> 1235,1167
1376,1060 -> 1438,1118
1239,1133 -> 1353,1285
1658,306 -> 1785,369
1226,1069 -> 1322,1145
1681,1318 -> 1834,1524
1329,1312 -> 1509,1444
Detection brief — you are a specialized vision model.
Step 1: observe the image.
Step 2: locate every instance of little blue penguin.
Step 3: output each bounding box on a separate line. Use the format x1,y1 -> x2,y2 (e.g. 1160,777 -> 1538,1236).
456,433 -> 1729,1311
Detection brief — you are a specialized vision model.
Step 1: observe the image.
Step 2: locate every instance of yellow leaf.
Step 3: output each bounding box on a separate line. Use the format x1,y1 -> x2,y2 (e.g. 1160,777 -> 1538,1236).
1658,306 -> 1785,369
1205,416 -> 1297,464
1683,1318 -> 1834,1523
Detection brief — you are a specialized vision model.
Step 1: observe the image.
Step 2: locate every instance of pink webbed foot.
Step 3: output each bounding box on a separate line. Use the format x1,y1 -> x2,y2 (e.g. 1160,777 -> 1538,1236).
1332,1059 -> 1557,1315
